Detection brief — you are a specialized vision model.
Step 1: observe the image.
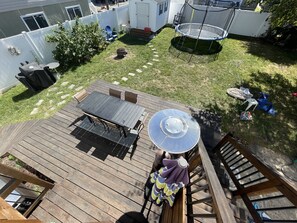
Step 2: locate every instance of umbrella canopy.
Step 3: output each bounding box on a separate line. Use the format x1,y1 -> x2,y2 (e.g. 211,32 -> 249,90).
148,109 -> 200,154
150,157 -> 189,207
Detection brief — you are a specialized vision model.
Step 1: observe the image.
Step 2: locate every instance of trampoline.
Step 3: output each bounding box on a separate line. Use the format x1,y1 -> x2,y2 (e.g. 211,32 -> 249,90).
171,1 -> 236,62
175,23 -> 228,41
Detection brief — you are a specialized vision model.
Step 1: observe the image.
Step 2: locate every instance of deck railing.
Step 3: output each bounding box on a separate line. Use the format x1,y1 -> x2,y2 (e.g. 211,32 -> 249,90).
0,162 -> 54,220
214,133 -> 297,223
186,140 -> 237,223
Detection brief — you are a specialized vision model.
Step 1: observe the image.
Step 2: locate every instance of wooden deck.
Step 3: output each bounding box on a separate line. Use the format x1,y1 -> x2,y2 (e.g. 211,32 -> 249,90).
8,80 -> 194,223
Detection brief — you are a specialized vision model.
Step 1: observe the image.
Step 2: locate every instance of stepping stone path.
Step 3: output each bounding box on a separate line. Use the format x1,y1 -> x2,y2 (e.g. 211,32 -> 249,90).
30,108 -> 39,115
136,69 -> 142,73
75,86 -> 84,91
143,65 -> 148,69
35,100 -> 44,106
147,62 -> 153,66
48,87 -> 58,92
112,81 -> 120,85
153,59 -> 159,61
121,77 -> 128,82
61,82 -> 69,87
57,100 -> 66,106
56,91 -> 63,95
154,55 -> 159,57
61,94 -> 70,99
128,73 -> 135,76
68,84 -> 75,89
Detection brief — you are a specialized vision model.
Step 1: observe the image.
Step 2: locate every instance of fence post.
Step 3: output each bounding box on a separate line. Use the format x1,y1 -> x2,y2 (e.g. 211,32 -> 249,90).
21,31 -> 44,64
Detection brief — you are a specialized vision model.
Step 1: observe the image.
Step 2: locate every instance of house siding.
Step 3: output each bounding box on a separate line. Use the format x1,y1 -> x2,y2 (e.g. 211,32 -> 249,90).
0,0 -> 91,38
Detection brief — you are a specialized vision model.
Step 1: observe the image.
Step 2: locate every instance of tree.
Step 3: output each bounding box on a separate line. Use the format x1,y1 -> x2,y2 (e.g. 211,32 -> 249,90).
46,19 -> 108,70
246,0 -> 297,28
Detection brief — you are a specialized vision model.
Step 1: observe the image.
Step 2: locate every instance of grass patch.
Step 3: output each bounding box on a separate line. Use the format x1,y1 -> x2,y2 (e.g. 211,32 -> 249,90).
0,27 -> 296,157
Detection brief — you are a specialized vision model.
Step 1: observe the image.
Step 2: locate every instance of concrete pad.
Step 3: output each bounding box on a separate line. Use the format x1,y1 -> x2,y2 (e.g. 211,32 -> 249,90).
154,55 -> 159,57
56,91 -> 63,95
147,62 -> 153,66
75,86 -> 84,91
112,81 -> 120,85
61,94 -> 70,99
48,87 -> 58,92
57,100 -> 66,106
68,84 -> 75,89
136,69 -> 142,73
128,73 -> 135,76
152,59 -> 159,61
61,81 -> 69,86
30,108 -> 39,115
143,65 -> 148,69
121,77 -> 128,81
35,99 -> 44,106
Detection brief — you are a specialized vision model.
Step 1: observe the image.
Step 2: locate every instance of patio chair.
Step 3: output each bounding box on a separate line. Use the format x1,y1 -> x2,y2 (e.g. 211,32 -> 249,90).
125,91 -> 138,104
101,119 -> 123,136
73,89 -> 88,103
109,88 -> 122,99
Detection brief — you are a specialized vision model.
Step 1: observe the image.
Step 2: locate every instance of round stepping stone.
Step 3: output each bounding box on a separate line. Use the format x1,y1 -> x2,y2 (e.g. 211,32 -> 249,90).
143,65 -> 148,69
128,73 -> 135,76
136,69 -> 142,73
147,62 -> 153,66
112,81 -> 120,85
75,86 -> 84,91
61,81 -> 69,86
30,108 -> 39,115
121,77 -> 128,82
152,59 -> 159,61
57,100 -> 66,106
68,84 -> 75,89
61,94 -> 70,99
35,99 -> 44,106
154,55 -> 159,57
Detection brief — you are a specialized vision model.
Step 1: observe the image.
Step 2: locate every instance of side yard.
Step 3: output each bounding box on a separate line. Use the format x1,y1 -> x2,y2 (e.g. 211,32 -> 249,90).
0,27 -> 296,157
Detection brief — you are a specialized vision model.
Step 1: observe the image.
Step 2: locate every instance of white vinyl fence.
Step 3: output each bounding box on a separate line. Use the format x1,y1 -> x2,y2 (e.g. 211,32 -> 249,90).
0,3 -> 270,93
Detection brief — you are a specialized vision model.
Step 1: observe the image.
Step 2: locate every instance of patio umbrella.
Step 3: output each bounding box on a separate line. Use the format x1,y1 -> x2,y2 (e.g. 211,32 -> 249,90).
148,109 -> 200,154
149,156 -> 189,207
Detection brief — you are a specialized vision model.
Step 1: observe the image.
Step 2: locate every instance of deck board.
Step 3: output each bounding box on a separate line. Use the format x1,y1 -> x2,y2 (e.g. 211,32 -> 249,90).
8,80 -> 196,223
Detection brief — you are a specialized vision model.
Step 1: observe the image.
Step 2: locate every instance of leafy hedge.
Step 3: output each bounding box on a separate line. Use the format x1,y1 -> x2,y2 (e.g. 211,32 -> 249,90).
46,19 -> 108,70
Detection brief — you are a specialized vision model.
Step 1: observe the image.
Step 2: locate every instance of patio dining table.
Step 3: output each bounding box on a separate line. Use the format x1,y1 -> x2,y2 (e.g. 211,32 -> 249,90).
77,91 -> 145,136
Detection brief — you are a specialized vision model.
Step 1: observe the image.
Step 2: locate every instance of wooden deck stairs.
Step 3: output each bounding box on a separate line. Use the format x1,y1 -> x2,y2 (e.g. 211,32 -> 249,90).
0,120 -> 44,156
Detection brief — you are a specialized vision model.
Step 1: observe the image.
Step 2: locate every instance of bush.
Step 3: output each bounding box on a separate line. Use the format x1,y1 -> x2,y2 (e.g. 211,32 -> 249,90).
46,19 -> 108,70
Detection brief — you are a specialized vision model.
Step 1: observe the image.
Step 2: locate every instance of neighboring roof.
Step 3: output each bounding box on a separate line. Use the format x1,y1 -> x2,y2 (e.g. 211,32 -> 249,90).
0,0 -> 75,13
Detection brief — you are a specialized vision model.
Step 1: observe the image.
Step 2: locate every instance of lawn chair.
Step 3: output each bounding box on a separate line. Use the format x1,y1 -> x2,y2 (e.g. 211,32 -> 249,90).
105,26 -> 117,42
109,88 -> 122,99
125,91 -> 138,104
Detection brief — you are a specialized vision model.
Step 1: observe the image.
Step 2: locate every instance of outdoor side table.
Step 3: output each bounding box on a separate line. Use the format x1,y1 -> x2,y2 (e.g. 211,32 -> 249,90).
147,109 -> 200,154
47,62 -> 60,79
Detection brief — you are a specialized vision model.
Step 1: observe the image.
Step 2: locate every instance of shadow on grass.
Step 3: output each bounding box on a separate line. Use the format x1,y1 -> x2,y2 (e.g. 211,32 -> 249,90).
229,34 -> 297,65
117,34 -> 150,46
12,89 -> 39,102
202,71 -> 297,157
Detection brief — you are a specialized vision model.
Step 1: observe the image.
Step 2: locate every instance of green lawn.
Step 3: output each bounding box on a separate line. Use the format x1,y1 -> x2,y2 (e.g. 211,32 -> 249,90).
1,27 -> 296,157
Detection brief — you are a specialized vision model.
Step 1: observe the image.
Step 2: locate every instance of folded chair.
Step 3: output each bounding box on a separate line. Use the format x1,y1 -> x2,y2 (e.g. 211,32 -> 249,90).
105,26 -> 117,42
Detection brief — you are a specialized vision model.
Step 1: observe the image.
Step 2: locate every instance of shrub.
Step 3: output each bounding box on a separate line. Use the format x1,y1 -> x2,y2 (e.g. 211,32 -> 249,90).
46,18 -> 108,70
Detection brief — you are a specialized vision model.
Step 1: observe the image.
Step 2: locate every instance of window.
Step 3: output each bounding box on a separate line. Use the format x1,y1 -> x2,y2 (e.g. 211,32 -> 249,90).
159,3 -> 163,15
21,12 -> 49,31
164,1 -> 168,12
66,5 -> 83,20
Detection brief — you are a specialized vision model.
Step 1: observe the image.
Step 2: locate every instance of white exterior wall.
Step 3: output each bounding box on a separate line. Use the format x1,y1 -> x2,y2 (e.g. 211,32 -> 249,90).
129,0 -> 168,32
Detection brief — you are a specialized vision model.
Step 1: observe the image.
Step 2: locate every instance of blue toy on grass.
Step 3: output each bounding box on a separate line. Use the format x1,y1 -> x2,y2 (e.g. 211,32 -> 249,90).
257,92 -> 277,116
